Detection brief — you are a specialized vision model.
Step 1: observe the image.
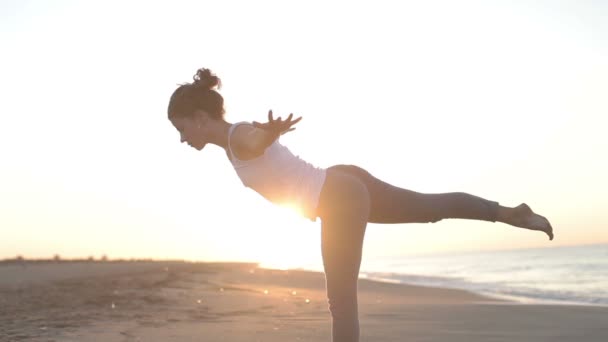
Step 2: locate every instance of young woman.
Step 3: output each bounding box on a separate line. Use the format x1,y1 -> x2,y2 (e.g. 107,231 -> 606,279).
167,68 -> 554,342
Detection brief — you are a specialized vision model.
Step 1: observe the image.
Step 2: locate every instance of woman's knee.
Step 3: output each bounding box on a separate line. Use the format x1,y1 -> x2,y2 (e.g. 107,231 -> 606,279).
417,192 -> 476,223
398,193 -> 446,224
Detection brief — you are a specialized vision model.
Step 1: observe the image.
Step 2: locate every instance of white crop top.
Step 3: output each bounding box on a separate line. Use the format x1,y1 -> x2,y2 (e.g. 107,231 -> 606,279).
227,122 -> 327,221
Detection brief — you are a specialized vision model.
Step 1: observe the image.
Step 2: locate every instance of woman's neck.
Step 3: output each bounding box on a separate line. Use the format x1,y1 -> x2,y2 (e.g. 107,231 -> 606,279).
206,120 -> 232,149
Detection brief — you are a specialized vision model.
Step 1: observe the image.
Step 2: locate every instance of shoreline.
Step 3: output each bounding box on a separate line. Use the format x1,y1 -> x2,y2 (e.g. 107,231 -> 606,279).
360,273 -> 608,308
2,261 -> 608,341
3,259 -> 605,308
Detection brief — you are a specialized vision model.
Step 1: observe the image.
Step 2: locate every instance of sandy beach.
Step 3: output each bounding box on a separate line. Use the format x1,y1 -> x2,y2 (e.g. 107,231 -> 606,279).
1,261 -> 607,342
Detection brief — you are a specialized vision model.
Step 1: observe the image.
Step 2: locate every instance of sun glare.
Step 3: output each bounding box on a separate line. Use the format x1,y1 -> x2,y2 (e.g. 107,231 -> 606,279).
254,203 -> 321,270
277,202 -> 304,218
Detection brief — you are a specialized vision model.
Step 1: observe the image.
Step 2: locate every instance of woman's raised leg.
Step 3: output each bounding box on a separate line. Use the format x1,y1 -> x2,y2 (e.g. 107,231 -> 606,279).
329,164 -> 553,240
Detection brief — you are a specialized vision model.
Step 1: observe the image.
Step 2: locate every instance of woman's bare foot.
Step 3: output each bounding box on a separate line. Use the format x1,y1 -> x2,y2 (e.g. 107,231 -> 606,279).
504,203 -> 554,240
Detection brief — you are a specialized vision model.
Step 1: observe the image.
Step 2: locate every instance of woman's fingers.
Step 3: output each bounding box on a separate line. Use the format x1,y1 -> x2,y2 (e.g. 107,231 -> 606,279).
267,110 -> 301,122
290,115 -> 302,124
284,117 -> 302,129
261,110 -> 302,134
280,128 -> 296,135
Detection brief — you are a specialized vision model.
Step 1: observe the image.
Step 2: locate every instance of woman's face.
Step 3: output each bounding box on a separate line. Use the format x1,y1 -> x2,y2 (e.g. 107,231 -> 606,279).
171,115 -> 207,151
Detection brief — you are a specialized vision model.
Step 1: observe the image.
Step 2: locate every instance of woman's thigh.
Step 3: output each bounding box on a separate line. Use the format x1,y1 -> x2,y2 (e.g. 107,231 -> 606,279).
317,166 -> 371,221
316,167 -> 370,297
324,164 -> 434,223
327,164 -> 499,224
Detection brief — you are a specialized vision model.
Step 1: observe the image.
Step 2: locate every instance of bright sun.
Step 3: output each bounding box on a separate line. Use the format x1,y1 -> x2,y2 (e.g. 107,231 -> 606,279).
253,203 -> 321,270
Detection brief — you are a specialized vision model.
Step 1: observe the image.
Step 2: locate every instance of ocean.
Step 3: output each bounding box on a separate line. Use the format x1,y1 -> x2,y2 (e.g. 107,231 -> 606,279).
356,243 -> 608,306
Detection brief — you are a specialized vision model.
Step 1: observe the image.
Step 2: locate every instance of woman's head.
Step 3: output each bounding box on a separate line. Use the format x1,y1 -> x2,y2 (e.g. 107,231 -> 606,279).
168,68 -> 225,150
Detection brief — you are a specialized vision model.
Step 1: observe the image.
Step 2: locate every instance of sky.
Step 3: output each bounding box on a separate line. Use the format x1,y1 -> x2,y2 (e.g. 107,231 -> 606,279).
1,0 -> 607,269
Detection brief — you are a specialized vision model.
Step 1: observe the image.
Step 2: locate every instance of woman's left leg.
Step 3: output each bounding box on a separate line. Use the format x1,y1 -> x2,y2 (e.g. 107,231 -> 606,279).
316,167 -> 371,342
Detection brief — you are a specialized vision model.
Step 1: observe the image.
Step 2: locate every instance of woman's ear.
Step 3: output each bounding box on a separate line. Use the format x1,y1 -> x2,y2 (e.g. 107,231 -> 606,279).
193,110 -> 210,126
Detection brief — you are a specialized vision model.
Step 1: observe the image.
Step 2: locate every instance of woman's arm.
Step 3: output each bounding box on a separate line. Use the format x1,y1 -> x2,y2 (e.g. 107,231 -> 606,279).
252,110 -> 302,136
231,111 -> 301,157
239,125 -> 279,154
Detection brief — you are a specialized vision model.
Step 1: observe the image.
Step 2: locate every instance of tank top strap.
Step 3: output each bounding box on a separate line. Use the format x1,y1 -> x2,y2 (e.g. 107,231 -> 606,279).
227,121 -> 251,162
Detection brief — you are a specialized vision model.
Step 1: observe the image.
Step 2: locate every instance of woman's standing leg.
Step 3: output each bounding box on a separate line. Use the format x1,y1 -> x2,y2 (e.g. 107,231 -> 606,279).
317,167 -> 371,342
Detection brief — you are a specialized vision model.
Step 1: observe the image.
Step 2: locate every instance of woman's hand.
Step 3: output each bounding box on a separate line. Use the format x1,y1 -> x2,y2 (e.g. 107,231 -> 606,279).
253,110 -> 302,137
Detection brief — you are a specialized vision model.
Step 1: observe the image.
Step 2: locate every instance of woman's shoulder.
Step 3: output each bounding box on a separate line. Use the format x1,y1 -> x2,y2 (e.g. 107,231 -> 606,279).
229,122 -> 266,161
230,122 -> 255,147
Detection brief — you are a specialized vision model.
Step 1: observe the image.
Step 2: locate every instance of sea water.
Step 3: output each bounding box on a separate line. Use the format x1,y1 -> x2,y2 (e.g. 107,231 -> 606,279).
358,243 -> 608,306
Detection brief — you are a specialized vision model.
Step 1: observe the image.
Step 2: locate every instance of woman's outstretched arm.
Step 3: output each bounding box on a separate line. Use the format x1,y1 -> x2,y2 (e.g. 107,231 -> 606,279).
231,111 -> 301,157
253,110 -> 302,135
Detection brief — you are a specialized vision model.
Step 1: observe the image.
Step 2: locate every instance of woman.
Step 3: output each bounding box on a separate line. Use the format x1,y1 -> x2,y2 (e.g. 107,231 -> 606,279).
168,68 -> 553,342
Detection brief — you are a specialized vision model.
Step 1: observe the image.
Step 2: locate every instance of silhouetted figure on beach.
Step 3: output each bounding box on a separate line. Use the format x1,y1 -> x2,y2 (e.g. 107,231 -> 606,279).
167,68 -> 553,342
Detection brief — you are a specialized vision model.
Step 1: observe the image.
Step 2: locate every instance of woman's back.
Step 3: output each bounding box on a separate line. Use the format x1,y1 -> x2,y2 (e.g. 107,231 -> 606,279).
227,122 -> 326,221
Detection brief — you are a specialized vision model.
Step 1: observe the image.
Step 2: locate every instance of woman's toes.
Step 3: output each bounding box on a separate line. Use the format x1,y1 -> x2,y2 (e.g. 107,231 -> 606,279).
531,215 -> 553,240
545,219 -> 554,241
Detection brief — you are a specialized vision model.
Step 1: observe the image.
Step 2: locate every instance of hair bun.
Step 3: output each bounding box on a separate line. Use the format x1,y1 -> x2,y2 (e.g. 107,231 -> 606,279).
193,68 -> 221,90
